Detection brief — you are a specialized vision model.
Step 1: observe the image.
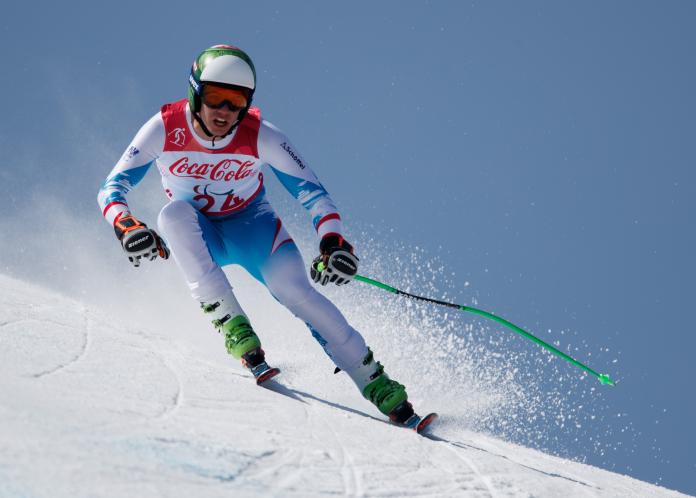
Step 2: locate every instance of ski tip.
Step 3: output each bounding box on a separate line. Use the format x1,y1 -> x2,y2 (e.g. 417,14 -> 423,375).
415,412 -> 438,434
255,367 -> 281,385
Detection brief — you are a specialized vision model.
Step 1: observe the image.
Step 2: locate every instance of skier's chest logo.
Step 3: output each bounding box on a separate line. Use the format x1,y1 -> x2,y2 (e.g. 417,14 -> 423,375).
168,157 -> 256,182
168,127 -> 187,147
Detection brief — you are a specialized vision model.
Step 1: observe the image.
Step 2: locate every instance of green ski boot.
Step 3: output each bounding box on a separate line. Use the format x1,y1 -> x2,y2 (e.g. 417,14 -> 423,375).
347,348 -> 414,423
218,315 -> 262,359
201,294 -> 261,360
201,293 -> 279,384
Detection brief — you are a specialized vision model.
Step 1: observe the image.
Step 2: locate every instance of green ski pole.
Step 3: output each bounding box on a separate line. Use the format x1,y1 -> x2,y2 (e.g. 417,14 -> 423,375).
350,273 -> 615,387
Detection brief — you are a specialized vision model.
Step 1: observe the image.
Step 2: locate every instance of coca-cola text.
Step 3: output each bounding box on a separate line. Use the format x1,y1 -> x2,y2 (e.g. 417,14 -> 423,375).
168,157 -> 256,182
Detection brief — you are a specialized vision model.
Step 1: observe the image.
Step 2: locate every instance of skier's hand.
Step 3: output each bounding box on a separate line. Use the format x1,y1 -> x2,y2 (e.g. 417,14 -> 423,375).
114,215 -> 170,268
311,234 -> 358,286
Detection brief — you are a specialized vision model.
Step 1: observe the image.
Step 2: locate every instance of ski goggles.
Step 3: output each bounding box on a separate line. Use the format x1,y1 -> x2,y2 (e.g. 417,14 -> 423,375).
201,85 -> 248,111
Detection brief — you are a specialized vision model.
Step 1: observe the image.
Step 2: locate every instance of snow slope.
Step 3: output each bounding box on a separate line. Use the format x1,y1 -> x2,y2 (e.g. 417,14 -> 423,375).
0,274 -> 690,498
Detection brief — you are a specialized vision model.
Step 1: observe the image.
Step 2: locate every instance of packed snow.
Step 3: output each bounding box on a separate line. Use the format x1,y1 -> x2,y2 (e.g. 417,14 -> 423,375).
0,273 -> 689,497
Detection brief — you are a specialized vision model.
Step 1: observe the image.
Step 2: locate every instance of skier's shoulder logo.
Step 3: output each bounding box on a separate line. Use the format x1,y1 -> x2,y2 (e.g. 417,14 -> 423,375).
168,127 -> 187,147
121,146 -> 140,162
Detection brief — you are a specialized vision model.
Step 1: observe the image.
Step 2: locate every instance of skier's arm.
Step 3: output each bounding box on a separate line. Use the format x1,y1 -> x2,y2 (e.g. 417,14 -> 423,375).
98,113 -> 169,267
97,113 -> 164,226
258,120 -> 344,240
259,120 -> 358,285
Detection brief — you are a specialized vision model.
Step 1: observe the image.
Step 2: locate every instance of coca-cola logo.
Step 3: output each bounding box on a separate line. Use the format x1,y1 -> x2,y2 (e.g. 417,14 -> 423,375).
168,157 -> 256,181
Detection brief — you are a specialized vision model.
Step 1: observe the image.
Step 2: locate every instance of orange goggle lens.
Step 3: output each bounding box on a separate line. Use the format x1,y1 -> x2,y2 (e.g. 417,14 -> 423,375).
202,85 -> 248,111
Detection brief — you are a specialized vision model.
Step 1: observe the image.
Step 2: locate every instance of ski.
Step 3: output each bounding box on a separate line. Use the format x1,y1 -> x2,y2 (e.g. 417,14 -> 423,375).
241,347 -> 281,385
254,366 -> 280,385
398,412 -> 438,434
416,412 -> 438,433
247,362 -> 281,385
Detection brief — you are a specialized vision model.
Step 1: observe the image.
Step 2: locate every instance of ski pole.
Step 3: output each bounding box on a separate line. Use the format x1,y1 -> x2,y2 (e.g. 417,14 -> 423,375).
351,273 -> 615,387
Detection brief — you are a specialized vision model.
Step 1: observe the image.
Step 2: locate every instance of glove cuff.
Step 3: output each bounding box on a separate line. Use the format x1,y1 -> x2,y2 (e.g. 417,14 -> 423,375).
320,233 -> 353,256
114,215 -> 147,241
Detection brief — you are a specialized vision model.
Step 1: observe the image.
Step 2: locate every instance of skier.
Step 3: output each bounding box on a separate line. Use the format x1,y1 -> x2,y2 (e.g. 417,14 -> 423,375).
98,45 -> 417,425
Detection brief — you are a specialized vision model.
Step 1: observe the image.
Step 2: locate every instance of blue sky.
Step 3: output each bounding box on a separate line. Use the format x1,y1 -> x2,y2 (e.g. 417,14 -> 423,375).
1,1 -> 695,494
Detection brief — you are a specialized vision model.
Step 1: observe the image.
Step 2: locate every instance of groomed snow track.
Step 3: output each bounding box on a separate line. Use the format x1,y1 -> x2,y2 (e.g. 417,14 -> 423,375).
0,275 -> 689,498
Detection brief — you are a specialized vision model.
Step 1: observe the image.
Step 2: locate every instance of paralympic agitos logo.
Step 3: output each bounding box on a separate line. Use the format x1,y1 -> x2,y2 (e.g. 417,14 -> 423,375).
168,157 -> 256,181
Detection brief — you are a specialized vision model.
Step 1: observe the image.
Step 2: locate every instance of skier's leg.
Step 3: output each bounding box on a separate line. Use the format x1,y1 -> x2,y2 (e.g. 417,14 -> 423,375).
255,218 -> 412,420
156,200 -> 262,362
261,240 -> 366,371
157,200 -> 229,302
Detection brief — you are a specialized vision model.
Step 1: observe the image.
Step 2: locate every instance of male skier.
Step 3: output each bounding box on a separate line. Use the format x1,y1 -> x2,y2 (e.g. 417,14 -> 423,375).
98,45 -> 418,425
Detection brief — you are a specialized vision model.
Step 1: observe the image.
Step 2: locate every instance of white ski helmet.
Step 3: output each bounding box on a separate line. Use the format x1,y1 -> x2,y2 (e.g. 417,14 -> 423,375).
188,44 -> 256,114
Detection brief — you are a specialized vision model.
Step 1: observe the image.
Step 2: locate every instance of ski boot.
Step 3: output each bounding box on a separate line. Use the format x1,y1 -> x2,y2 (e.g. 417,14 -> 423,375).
347,348 -> 413,424
201,293 -> 279,384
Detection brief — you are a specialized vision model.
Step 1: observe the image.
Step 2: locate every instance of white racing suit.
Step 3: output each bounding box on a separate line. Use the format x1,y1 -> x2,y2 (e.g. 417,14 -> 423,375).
98,100 -> 367,372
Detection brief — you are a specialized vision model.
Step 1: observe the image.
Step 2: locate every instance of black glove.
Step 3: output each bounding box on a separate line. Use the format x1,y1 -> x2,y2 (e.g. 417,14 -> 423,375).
114,215 -> 170,267
311,234 -> 359,286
